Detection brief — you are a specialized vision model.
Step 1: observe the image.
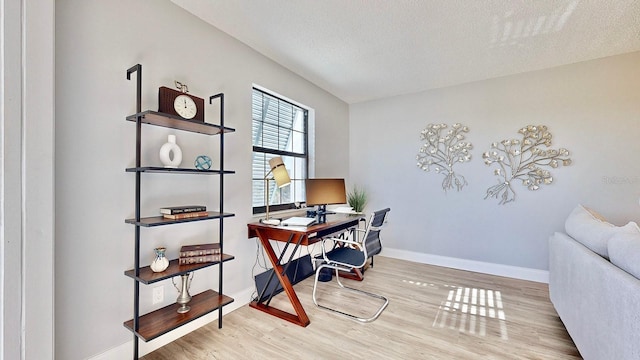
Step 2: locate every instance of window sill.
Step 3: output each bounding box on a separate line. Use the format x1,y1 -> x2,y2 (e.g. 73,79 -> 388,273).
252,207 -> 309,220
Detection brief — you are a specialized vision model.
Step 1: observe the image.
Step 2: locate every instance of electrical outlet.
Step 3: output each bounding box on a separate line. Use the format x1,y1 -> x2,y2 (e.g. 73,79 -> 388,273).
152,286 -> 164,304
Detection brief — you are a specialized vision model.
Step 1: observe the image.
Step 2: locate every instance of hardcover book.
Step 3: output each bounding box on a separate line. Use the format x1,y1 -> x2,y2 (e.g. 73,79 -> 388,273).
159,205 -> 206,215
162,211 -> 209,220
178,254 -> 221,265
180,243 -> 221,257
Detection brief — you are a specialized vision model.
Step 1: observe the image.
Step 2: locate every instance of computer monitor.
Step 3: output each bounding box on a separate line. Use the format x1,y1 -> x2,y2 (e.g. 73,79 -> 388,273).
305,178 -> 347,223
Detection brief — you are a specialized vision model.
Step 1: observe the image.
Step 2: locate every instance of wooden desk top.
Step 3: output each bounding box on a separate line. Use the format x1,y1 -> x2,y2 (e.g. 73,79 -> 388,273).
247,216 -> 362,245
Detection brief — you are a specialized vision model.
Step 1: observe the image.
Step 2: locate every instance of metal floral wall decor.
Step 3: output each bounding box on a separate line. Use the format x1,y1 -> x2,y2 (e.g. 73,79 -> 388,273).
416,123 -> 473,192
483,125 -> 572,205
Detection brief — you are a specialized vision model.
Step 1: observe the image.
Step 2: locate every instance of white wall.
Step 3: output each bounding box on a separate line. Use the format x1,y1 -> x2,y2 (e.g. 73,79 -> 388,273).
24,1 -> 55,358
0,1 -> 24,358
2,1 -> 55,359
55,1 -> 348,359
350,51 -> 640,272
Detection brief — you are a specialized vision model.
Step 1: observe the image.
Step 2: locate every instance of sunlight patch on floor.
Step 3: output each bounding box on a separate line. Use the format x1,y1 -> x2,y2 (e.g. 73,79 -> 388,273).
401,279 -> 435,287
432,284 -> 508,340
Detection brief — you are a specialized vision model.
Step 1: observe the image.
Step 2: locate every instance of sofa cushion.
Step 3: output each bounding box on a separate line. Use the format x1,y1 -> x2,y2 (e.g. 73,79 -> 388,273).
608,230 -> 640,279
564,204 -> 638,259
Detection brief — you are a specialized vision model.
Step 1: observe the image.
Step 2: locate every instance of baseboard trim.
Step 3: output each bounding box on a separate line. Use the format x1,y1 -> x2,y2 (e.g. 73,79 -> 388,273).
89,287 -> 254,360
381,248 -> 549,284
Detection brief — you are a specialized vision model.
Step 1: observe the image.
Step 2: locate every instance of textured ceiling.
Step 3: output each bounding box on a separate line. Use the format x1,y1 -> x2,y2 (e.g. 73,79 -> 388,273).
171,0 -> 640,104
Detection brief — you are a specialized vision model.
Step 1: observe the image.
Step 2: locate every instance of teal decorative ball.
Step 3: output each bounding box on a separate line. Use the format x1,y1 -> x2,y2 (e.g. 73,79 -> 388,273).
194,155 -> 212,170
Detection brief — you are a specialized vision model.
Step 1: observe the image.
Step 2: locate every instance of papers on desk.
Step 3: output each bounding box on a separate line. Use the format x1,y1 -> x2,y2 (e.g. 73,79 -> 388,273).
332,206 -> 358,214
281,216 -> 316,227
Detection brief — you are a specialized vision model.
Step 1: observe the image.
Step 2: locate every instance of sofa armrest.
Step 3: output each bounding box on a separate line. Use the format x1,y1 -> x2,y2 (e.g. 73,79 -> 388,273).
549,232 -> 640,360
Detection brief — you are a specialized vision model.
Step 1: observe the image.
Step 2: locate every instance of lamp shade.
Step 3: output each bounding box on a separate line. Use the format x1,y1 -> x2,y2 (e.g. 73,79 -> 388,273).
268,157 -> 291,188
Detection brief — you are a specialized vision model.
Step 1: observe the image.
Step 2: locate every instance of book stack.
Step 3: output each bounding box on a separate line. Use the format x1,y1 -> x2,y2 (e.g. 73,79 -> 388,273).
160,205 -> 207,220
178,243 -> 221,265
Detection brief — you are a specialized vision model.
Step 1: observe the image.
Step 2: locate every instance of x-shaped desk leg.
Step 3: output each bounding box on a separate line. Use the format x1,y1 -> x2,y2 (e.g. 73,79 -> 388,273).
249,230 -> 310,327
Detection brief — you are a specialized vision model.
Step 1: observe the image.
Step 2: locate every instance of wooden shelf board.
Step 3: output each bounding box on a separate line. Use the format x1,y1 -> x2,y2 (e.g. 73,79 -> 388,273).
126,167 -> 235,175
125,254 -> 235,284
125,212 -> 235,227
123,289 -> 234,342
126,110 -> 235,135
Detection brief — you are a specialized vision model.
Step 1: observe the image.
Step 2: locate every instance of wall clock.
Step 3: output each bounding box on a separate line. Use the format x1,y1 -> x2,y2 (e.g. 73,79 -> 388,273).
158,81 -> 204,121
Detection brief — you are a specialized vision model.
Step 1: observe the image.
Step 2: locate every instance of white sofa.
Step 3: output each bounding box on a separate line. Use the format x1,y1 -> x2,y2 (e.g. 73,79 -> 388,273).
549,205 -> 640,360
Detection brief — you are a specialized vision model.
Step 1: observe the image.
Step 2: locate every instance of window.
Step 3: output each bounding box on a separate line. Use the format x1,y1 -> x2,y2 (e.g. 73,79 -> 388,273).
252,88 -> 308,214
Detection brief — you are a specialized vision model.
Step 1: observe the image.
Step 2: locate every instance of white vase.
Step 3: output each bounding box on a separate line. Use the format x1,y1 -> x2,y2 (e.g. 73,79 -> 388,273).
151,247 -> 169,273
159,134 -> 182,168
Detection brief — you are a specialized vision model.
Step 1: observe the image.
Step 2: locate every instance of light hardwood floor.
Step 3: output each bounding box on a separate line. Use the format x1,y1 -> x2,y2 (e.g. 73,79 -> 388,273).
142,256 -> 580,359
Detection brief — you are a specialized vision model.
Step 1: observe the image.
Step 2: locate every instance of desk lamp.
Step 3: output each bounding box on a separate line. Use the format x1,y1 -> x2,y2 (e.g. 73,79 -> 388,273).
261,157 -> 291,225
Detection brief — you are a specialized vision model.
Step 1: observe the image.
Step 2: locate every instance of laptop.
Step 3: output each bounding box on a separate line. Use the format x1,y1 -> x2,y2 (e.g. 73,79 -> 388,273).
281,216 -> 316,227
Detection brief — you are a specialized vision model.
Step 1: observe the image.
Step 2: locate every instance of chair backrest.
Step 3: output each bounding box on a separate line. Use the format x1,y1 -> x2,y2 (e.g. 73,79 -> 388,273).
362,208 -> 390,258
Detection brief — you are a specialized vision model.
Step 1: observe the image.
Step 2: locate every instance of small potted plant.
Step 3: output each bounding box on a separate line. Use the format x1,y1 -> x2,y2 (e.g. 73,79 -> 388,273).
347,185 -> 367,214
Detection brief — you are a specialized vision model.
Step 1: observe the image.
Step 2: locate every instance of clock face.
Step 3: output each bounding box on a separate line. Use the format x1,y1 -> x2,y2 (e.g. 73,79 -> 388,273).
174,95 -> 197,119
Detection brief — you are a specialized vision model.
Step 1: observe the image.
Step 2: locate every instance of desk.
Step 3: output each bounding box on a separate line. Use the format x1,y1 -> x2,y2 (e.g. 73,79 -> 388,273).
247,216 -> 361,327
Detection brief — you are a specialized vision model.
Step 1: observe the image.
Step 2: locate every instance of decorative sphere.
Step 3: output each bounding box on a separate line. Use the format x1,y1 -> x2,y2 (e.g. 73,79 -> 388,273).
194,155 -> 212,170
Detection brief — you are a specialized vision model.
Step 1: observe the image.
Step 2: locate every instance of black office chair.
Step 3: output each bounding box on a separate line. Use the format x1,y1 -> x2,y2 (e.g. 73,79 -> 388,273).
312,208 -> 390,322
